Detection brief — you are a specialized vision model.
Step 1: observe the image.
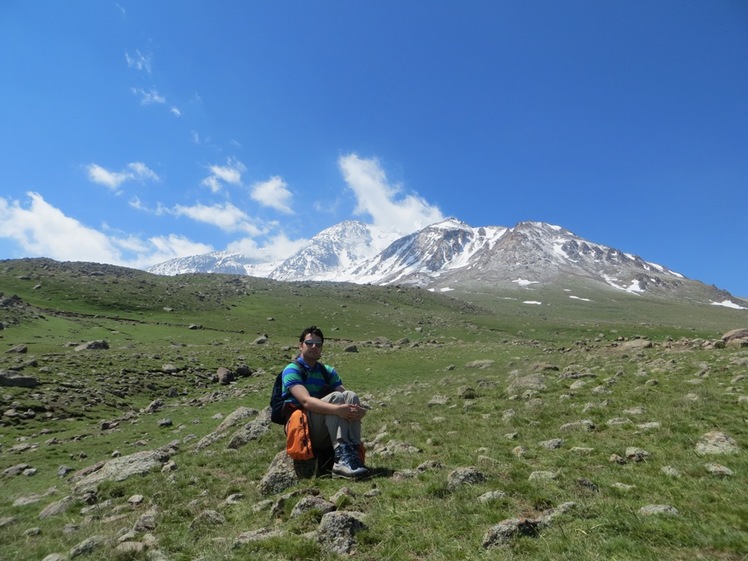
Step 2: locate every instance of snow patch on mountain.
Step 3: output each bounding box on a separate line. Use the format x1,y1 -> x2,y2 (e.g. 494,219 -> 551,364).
711,299 -> 747,310
602,274 -> 645,294
146,216 -> 738,306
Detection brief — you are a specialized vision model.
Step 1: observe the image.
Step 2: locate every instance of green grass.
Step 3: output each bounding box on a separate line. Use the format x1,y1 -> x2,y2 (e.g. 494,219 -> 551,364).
1,259 -> 746,560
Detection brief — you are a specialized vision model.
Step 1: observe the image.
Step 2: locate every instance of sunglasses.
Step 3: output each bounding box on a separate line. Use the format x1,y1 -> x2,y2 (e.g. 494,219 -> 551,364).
303,340 -> 323,348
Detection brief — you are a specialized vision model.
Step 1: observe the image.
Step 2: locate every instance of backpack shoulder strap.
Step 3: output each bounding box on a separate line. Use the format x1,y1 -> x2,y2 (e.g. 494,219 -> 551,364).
319,363 -> 332,385
291,359 -> 308,382
294,359 -> 332,385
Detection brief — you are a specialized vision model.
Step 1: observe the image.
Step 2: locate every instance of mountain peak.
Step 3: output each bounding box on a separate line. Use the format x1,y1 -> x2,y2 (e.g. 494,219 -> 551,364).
146,218 -> 745,307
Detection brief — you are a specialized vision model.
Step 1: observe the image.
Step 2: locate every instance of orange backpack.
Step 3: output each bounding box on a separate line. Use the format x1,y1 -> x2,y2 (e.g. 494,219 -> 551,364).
285,408 -> 314,461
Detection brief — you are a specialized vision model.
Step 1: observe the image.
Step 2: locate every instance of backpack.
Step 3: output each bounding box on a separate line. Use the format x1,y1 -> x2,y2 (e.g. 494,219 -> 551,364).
270,359 -> 332,425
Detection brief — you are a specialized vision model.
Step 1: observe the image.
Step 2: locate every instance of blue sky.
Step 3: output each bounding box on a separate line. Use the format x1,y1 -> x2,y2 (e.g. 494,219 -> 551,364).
1,1 -> 746,297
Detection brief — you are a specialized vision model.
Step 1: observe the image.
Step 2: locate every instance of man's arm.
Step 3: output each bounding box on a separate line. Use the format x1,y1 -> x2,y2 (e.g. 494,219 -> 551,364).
289,384 -> 366,421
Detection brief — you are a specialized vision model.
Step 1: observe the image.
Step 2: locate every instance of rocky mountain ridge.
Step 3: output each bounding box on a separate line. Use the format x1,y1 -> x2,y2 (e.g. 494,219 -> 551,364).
147,218 -> 745,308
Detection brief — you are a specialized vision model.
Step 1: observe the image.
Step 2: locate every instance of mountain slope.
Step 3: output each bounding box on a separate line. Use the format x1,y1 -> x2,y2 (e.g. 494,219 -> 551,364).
147,218 -> 745,308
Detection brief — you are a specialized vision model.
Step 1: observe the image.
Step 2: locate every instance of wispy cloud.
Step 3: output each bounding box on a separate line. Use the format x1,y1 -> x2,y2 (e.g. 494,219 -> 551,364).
86,162 -> 159,192
0,192 -> 120,262
200,158 -> 246,193
0,155 -> 444,273
125,50 -> 152,74
132,234 -> 213,268
171,202 -> 262,235
251,176 -> 293,214
131,87 -> 166,105
338,153 -> 443,235
226,232 -> 308,263
0,192 -> 213,268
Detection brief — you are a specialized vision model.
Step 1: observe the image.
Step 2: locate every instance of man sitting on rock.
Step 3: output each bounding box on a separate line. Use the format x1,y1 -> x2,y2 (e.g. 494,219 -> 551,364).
281,326 -> 369,478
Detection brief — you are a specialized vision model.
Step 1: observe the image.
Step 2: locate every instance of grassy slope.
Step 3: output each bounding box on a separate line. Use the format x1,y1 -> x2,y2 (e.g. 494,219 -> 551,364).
0,258 -> 746,561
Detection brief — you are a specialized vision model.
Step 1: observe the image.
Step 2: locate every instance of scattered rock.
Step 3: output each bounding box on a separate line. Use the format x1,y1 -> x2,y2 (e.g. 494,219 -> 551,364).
290,496 -> 335,518
74,340 -> 109,351
560,419 -> 595,432
639,504 -> 679,516
39,496 -> 75,519
705,463 -> 734,476
695,431 -> 739,455
625,447 -> 650,462
483,518 -> 542,548
478,490 -> 506,503
621,339 -> 652,351
539,439 -> 564,449
447,467 -> 486,490
235,527 -> 284,545
258,451 -> 298,496
0,374 -> 39,387
722,328 -> 748,343
69,535 -> 107,557
215,366 -> 234,385
71,446 -> 174,493
465,359 -> 494,369
189,509 -> 226,531
529,471 -> 558,482
317,511 -> 367,555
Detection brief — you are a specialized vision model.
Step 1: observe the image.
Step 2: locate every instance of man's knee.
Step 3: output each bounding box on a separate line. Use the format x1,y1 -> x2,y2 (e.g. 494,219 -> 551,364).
325,390 -> 357,403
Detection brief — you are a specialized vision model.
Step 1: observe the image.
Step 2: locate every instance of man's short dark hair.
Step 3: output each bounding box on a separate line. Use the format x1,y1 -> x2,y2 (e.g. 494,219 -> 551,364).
299,325 -> 324,343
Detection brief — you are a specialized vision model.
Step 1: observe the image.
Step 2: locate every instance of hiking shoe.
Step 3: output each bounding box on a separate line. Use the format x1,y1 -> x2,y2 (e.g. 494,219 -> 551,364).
345,443 -> 369,474
332,444 -> 368,478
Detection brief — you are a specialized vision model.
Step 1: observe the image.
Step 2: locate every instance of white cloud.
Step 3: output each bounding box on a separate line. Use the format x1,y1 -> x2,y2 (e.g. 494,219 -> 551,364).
171,202 -> 262,235
129,234 -> 213,268
131,87 -> 166,105
170,106 -> 182,117
0,192 -> 121,262
0,192 -> 213,269
125,50 -> 152,74
251,176 -> 293,214
227,232 -> 308,263
86,162 -> 159,191
338,153 -> 443,235
201,158 -> 246,193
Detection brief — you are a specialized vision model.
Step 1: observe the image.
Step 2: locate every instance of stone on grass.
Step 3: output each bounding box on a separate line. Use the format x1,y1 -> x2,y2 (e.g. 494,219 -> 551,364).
189,509 -> 226,532
259,451 -> 297,496
705,463 -> 734,476
528,471 -> 558,482
447,467 -> 486,490
290,496 -> 335,518
639,504 -> 679,517
235,527 -> 284,546
482,518 -> 542,548
560,419 -> 595,432
478,490 -> 507,503
625,447 -> 650,462
695,431 -> 739,455
39,496 -> 75,519
317,511 -> 367,555
69,535 -> 107,558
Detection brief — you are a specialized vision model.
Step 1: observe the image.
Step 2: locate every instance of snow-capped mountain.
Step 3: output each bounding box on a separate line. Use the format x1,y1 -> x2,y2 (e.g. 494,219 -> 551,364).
268,220 -> 396,281
147,218 -> 743,305
147,250 -> 277,278
420,221 -> 687,294
345,218 -> 507,285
